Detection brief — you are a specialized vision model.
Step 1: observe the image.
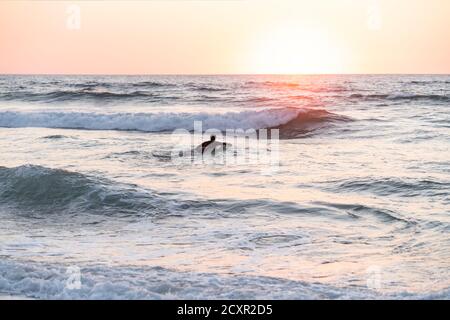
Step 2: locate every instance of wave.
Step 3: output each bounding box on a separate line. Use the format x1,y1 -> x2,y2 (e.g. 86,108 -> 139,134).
71,82 -> 114,89
131,81 -> 175,88
269,109 -> 351,138
0,165 -> 286,219
186,82 -> 227,92
41,134 -> 69,139
1,259 -> 448,299
0,90 -> 162,103
245,81 -> 300,88
0,166 -> 302,220
244,97 -> 276,103
244,81 -> 350,93
289,95 -> 315,100
0,108 -> 349,135
329,177 -> 450,198
192,86 -> 226,92
349,93 -> 450,102
0,259 -> 371,299
407,80 -> 450,85
1,165 -> 405,223
312,201 -> 414,224
0,165 -> 182,217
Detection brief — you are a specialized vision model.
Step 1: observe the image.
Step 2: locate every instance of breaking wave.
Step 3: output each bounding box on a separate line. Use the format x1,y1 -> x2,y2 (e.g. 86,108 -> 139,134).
0,259 -> 375,299
1,259 -> 448,299
0,165 -> 183,217
0,108 -> 350,135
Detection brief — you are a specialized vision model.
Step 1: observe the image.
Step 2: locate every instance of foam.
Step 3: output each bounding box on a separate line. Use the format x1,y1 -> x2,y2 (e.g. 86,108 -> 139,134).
0,108 -> 302,132
1,259 -> 448,300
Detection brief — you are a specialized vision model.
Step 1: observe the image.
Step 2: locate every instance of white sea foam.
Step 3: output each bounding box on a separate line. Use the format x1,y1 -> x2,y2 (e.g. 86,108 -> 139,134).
2,259 -> 447,300
0,108 -> 302,132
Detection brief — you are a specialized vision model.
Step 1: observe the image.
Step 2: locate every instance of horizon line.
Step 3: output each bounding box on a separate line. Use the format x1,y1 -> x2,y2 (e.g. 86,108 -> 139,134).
1,73 -> 450,76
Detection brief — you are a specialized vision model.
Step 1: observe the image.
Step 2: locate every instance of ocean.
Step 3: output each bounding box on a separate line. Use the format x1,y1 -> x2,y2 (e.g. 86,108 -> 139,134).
0,74 -> 448,299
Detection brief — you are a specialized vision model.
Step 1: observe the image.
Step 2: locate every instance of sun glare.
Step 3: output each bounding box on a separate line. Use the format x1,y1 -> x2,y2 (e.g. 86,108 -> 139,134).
248,22 -> 346,74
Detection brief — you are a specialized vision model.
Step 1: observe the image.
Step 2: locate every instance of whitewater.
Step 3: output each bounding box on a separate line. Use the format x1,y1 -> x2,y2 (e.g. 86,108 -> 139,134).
0,74 -> 449,299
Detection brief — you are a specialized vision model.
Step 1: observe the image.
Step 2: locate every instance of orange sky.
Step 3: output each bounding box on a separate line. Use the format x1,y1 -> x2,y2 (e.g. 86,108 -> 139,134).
0,0 -> 449,74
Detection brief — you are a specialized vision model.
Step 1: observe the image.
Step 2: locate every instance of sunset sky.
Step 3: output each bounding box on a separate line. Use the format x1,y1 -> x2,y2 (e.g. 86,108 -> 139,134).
1,0 -> 449,74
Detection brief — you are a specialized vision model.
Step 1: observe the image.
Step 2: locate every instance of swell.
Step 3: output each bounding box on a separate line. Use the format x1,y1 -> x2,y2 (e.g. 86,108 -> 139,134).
0,108 -> 350,136
407,80 -> 450,85
0,165 -> 282,219
326,177 -> 450,198
0,165 -> 165,217
245,80 -> 300,88
244,81 -> 350,93
269,109 -> 351,138
348,93 -> 450,102
312,201 -> 414,224
0,165 -> 411,225
1,165 -> 275,219
0,90 -> 161,103
0,83 -> 226,103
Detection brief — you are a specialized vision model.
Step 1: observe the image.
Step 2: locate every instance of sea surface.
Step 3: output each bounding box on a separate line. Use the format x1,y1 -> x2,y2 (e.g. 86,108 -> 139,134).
0,74 -> 449,299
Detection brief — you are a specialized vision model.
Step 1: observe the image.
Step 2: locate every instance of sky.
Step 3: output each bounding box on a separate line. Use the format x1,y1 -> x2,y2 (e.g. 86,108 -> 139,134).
0,0 -> 449,75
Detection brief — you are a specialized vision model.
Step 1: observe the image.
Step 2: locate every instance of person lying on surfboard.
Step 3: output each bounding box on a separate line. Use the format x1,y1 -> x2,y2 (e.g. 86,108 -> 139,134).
196,135 -> 231,155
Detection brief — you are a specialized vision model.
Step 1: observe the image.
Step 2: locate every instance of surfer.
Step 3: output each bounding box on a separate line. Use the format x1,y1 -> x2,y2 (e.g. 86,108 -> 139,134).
196,135 -> 230,155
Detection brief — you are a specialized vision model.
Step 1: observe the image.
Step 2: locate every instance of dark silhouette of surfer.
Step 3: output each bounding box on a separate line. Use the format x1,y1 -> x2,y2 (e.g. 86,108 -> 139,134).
196,135 -> 230,155
200,135 -> 216,153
